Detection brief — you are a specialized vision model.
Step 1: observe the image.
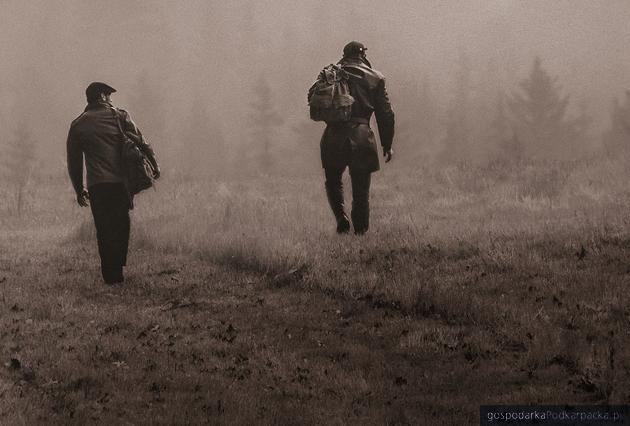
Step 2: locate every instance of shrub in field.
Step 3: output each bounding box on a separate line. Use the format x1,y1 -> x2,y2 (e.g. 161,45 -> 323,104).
516,164 -> 569,200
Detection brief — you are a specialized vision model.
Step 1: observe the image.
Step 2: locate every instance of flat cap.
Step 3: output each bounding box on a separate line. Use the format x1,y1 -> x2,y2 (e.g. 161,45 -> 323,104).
86,82 -> 116,100
343,41 -> 367,57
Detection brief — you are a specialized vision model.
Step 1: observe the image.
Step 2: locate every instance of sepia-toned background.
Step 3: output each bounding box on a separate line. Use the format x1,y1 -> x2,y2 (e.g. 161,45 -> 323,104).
2,0 -> 630,178
2,1 -> 630,424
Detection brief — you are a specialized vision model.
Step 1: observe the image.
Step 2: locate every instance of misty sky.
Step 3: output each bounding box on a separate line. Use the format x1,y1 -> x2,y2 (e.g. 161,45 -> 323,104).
2,0 -> 630,171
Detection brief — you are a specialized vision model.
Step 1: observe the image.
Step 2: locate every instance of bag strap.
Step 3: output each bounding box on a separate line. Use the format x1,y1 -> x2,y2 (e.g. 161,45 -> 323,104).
110,107 -> 128,143
110,107 -> 148,154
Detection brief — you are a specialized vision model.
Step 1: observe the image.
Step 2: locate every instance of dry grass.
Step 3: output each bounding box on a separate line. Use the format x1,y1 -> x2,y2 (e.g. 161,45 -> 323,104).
1,158 -> 630,424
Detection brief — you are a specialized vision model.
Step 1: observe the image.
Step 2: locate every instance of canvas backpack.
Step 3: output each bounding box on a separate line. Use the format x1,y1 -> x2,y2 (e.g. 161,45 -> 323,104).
308,64 -> 355,123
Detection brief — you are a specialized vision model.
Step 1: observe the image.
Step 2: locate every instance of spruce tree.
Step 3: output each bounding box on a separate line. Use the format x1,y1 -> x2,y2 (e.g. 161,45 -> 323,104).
396,76 -> 440,165
603,92 -> 630,155
508,57 -> 577,160
249,78 -> 284,173
489,91 -> 522,163
183,95 -> 225,178
128,72 -> 166,149
440,53 -> 471,163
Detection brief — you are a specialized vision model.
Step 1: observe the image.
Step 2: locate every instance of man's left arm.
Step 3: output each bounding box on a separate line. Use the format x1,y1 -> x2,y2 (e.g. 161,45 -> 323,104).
120,110 -> 160,178
374,78 -> 395,162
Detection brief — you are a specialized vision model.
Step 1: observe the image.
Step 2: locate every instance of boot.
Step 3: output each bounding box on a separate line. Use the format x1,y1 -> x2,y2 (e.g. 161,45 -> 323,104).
102,264 -> 124,285
325,177 -> 350,234
351,171 -> 371,235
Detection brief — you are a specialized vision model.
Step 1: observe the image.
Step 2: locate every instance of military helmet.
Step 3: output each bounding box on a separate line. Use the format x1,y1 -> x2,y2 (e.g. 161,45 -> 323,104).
343,41 -> 367,57
85,82 -> 116,101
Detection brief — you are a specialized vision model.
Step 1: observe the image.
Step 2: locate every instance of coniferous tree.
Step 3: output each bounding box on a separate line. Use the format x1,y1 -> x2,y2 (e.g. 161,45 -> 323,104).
292,119 -> 320,145
440,53 -> 472,163
602,92 -> 630,155
249,78 -> 284,173
391,76 -> 417,164
289,118 -> 322,174
489,91 -> 522,163
417,79 -> 440,151
182,95 -> 225,178
128,72 -> 166,148
571,98 -> 594,154
508,57 -> 578,160
395,76 -> 440,165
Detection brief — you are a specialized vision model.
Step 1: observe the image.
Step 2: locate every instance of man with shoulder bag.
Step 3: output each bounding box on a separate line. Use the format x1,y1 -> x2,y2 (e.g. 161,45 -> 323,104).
66,82 -> 160,285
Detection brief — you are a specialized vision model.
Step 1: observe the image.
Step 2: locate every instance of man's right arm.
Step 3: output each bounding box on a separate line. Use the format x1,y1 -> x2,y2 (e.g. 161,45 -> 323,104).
374,78 -> 395,154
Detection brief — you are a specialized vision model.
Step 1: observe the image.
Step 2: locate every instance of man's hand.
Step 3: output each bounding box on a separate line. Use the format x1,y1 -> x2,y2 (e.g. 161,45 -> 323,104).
77,189 -> 89,207
383,148 -> 394,163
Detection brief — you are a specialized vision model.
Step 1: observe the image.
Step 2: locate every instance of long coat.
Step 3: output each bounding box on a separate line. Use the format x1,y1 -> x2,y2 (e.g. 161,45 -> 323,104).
314,57 -> 395,173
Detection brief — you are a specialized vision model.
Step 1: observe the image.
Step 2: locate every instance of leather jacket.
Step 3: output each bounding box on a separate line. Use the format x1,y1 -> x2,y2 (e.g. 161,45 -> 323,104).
67,101 -> 158,195
314,56 -> 395,172
339,56 -> 395,151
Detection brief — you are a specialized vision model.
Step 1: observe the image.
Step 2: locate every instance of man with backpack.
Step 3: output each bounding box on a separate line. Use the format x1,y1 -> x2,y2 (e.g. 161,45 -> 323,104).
67,82 -> 159,285
308,41 -> 395,234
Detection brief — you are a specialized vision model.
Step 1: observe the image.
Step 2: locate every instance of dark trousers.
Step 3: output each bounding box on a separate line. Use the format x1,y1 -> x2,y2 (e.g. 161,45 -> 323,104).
325,167 -> 372,234
88,183 -> 130,283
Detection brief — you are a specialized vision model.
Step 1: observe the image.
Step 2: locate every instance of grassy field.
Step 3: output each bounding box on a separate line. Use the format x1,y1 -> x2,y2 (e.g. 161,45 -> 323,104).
1,160 -> 630,425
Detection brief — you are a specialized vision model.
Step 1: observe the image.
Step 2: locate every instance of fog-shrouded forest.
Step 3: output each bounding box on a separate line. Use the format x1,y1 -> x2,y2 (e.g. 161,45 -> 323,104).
2,0 -> 630,186
4,2 -> 630,424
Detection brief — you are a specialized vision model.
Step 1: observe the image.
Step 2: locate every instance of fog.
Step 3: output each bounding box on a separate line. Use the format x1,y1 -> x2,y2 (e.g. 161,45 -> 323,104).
2,0 -> 630,178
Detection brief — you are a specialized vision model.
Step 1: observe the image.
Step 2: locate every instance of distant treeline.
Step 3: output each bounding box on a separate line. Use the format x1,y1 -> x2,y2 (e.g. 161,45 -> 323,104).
1,1 -> 630,185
